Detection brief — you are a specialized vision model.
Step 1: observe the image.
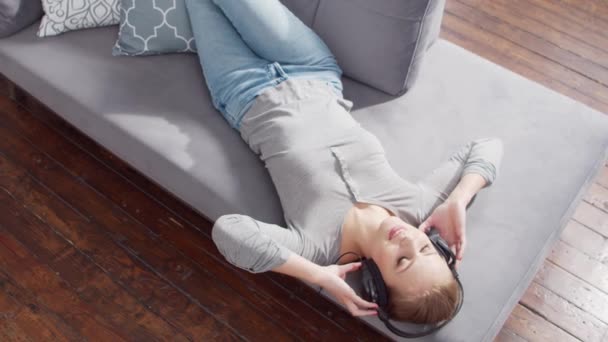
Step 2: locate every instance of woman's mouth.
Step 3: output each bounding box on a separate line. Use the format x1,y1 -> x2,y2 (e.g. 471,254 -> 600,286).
388,226 -> 404,240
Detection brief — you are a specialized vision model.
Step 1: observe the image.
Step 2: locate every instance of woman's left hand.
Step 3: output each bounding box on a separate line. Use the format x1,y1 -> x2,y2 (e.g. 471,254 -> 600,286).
419,199 -> 467,266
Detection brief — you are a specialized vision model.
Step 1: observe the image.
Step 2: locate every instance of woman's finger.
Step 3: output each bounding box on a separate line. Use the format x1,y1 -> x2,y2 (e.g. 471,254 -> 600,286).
352,294 -> 379,310
341,262 -> 361,274
344,299 -> 377,317
352,309 -> 378,317
457,237 -> 467,260
345,301 -> 359,316
419,218 -> 432,233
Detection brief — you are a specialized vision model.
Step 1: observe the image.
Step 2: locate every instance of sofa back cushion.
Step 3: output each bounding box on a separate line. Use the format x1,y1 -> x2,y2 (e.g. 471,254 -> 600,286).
308,0 -> 446,96
0,0 -> 42,38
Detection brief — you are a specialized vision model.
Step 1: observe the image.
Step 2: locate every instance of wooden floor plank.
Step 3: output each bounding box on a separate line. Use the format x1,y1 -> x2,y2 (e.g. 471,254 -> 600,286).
6,304 -> 73,342
573,202 -> 608,238
457,0 -> 608,71
0,285 -> 21,319
565,0 -> 608,15
504,304 -> 579,342
0,280 -> 73,342
521,281 -> 606,341
559,220 -> 608,264
0,123 -> 296,341
444,6 -> 608,105
0,195 -> 190,342
439,17 -> 608,115
0,94 -> 382,340
0,165 -> 221,341
586,183 -> 608,213
538,0 -> 608,36
535,262 -> 608,325
448,0 -> 608,87
0,230 -> 125,341
516,0 -> 608,58
528,0 -> 608,42
0,319 -> 33,342
494,328 -> 527,342
549,239 -> 608,295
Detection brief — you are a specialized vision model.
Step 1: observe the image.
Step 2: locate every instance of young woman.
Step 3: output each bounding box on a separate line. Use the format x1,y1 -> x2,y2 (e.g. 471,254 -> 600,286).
186,0 -> 503,323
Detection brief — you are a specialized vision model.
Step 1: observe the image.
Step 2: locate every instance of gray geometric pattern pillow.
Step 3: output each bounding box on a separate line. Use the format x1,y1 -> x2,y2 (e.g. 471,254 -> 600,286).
37,0 -> 120,37
112,0 -> 196,56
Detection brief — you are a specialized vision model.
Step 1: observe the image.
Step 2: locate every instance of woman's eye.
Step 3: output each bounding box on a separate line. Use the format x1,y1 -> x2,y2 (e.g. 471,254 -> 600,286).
397,256 -> 407,265
421,244 -> 431,252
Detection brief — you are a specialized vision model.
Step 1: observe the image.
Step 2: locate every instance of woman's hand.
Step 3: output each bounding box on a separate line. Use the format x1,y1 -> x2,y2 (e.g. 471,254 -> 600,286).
419,199 -> 467,266
313,262 -> 379,317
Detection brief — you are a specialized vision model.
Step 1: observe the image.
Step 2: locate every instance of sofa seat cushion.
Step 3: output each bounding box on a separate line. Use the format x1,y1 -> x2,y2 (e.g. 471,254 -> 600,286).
1,23 -> 607,341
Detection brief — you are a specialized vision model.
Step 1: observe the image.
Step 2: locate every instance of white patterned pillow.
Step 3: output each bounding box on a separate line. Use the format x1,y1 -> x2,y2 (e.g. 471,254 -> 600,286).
113,0 -> 196,56
37,0 -> 120,37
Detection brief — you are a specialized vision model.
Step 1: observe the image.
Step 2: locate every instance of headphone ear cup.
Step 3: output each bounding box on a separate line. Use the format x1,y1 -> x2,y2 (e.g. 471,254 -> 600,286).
361,258 -> 389,309
427,228 -> 456,267
360,260 -> 375,302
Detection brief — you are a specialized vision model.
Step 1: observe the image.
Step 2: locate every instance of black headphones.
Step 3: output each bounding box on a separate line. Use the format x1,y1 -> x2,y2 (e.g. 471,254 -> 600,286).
359,227 -> 464,338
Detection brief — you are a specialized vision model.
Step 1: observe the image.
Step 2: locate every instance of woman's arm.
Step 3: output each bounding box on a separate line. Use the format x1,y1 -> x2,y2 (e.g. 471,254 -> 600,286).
418,138 -> 503,204
417,138 -> 504,262
417,137 -> 503,213
446,172 -> 488,207
212,214 -> 301,273
273,253 -> 378,317
213,214 -> 378,316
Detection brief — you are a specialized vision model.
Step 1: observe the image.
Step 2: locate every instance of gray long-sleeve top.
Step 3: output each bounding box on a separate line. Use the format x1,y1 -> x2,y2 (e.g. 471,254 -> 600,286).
212,78 -> 503,273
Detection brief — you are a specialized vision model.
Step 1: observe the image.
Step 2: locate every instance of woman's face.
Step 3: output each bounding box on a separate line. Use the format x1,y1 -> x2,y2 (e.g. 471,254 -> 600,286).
368,215 -> 453,295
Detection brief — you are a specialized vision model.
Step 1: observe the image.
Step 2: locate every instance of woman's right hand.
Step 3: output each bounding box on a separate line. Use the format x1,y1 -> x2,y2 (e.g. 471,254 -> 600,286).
314,262 -> 379,317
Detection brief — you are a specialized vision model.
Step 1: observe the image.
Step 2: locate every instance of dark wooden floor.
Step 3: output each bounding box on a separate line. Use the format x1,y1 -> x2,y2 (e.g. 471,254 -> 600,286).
0,84 -> 386,341
0,0 -> 607,341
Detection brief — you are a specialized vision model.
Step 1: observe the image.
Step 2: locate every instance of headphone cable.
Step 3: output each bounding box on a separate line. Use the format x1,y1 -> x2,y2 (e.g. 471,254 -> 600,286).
333,251 -> 363,264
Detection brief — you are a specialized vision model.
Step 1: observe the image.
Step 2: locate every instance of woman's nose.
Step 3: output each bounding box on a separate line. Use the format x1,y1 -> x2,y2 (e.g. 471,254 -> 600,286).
399,230 -> 425,255
399,234 -> 416,260
399,231 -> 417,252
399,227 -> 416,241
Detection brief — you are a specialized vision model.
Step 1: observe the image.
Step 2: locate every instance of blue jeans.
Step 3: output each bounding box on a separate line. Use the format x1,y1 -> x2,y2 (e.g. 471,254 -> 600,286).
186,0 -> 344,130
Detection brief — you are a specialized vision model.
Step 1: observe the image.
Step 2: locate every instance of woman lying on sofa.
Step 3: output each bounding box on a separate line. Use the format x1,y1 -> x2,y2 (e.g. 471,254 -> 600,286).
186,0 -> 503,324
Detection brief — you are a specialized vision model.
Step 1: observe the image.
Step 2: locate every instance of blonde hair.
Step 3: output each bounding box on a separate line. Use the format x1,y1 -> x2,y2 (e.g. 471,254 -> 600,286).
388,277 -> 461,324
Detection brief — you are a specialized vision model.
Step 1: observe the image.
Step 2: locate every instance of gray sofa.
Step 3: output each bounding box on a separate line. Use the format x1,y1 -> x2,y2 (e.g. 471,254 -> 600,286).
1,1 -> 608,341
